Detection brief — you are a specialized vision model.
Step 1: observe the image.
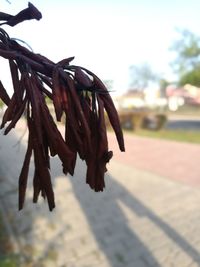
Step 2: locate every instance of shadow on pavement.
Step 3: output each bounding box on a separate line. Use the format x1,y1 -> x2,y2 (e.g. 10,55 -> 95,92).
0,126 -> 199,266
68,160 -> 200,266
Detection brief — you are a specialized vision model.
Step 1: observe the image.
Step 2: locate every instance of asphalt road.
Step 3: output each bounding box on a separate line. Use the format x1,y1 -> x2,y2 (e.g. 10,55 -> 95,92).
165,116 -> 200,130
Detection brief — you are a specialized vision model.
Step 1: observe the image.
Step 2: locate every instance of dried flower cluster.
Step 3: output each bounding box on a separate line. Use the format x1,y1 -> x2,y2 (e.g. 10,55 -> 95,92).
0,3 -> 125,211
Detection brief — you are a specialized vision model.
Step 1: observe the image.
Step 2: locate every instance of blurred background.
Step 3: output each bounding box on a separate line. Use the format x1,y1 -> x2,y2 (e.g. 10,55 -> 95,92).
1,0 -> 200,267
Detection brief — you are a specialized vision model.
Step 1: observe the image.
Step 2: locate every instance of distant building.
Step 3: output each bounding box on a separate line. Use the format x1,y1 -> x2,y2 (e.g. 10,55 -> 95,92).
115,90 -> 145,110
184,84 -> 200,104
115,88 -> 167,110
166,84 -> 200,111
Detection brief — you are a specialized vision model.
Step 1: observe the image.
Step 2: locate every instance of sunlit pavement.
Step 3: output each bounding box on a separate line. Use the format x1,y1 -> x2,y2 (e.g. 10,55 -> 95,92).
108,131 -> 200,187
0,121 -> 200,267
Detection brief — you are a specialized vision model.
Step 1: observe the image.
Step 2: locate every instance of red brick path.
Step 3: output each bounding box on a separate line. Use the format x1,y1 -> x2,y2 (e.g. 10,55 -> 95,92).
14,119 -> 200,187
108,132 -> 200,187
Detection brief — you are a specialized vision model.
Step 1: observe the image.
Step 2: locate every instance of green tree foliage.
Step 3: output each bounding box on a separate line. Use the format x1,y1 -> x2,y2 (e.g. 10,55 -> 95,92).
179,69 -> 200,87
129,63 -> 158,90
171,29 -> 200,87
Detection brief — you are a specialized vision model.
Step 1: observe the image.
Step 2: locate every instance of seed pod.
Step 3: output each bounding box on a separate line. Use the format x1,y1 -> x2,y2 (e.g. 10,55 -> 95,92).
64,89 -> 85,159
0,12 -> 12,21
52,67 -> 63,121
24,73 -> 43,145
38,74 -> 53,89
4,96 -> 27,135
1,94 -> 17,129
0,16 -> 125,210
75,67 -> 92,88
18,132 -> 33,210
0,49 -> 17,60
70,66 -> 125,152
28,116 -> 55,211
93,77 -> 125,152
40,102 -> 76,176
60,70 -> 92,152
33,170 -> 42,203
6,2 -> 42,27
57,57 -> 75,67
85,96 -> 111,192
0,80 -> 10,106
9,60 -> 22,107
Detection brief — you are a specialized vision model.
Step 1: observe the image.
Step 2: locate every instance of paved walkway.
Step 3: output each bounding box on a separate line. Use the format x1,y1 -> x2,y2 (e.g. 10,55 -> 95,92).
0,122 -> 200,267
108,132 -> 200,186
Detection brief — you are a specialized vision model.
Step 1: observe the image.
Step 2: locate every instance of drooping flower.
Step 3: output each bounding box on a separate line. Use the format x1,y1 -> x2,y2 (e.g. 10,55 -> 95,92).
0,2 -> 42,27
0,3 -> 125,211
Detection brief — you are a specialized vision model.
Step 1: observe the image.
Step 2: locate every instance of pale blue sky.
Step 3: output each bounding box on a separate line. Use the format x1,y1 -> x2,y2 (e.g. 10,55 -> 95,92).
1,0 -> 200,94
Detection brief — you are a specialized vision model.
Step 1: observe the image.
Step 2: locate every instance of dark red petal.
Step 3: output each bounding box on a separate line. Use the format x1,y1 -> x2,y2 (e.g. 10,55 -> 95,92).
75,67 -> 92,88
0,80 -> 10,106
0,95 -> 17,129
18,133 -> 33,210
9,60 -> 22,107
52,68 -> 63,121
7,2 -> 42,27
57,57 -> 75,67
4,97 -> 27,135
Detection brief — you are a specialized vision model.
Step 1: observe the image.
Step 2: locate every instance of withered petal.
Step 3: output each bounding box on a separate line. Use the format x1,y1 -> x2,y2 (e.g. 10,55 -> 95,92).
6,2 -> 42,27
4,97 -> 27,135
0,80 -> 10,106
18,133 -> 33,210
75,67 -> 93,88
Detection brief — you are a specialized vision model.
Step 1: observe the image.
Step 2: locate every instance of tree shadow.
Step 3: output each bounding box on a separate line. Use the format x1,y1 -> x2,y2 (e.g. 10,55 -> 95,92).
65,159 -> 200,266
0,127 -> 200,267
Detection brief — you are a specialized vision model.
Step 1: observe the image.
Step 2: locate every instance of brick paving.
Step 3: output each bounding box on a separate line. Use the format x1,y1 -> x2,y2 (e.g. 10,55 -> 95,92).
108,131 -> 200,187
0,122 -> 200,266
